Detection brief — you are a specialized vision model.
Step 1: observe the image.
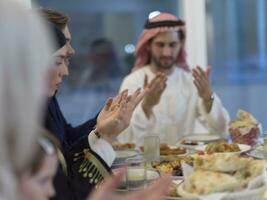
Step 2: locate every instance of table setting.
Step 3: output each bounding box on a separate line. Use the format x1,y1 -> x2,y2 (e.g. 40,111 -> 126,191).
111,110 -> 267,199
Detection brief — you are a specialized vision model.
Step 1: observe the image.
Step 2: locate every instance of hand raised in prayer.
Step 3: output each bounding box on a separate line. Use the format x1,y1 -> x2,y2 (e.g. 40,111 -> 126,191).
87,169 -> 172,200
142,72 -> 167,118
96,89 -> 146,143
192,66 -> 213,112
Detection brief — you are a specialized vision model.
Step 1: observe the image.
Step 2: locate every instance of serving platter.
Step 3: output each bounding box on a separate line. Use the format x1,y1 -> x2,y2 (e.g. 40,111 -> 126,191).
114,150 -> 139,164
181,134 -> 222,142
194,143 -> 251,154
246,149 -> 265,159
177,134 -> 223,150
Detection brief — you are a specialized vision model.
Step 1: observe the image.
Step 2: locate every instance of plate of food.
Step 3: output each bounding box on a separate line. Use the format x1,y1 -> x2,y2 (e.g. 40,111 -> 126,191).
151,156 -> 193,177
140,144 -> 187,156
177,154 -> 266,200
160,144 -> 187,156
229,109 -> 260,147
179,134 -> 222,146
177,176 -> 267,200
112,142 -> 136,150
194,142 -> 251,154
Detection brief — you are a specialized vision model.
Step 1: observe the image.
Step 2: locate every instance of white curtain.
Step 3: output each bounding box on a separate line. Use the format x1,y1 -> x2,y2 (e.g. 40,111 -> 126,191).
180,0 -> 207,69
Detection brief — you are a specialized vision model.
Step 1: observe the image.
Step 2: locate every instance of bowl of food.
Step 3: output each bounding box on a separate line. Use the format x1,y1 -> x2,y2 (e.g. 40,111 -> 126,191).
229,110 -> 260,147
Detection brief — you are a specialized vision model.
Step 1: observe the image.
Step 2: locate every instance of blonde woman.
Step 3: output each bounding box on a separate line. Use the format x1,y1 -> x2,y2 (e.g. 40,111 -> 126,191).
0,0 -> 53,199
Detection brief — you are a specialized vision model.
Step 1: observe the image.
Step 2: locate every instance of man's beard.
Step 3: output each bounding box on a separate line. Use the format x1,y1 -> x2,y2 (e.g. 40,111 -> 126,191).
151,54 -> 175,70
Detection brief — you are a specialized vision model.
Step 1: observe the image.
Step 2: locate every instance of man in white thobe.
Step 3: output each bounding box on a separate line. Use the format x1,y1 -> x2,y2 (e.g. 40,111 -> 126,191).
117,12 -> 230,146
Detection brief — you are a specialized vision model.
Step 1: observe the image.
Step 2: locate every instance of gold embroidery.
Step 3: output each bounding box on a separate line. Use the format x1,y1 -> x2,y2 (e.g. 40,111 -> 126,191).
74,149 -> 109,185
57,148 -> 68,175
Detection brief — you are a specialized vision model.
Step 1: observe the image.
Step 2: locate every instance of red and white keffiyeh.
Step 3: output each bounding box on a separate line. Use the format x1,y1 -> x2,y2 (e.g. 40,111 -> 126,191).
133,12 -> 189,72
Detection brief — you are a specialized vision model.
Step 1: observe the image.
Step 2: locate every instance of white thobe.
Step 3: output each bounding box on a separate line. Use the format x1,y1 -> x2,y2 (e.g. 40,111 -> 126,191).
117,66 -> 230,146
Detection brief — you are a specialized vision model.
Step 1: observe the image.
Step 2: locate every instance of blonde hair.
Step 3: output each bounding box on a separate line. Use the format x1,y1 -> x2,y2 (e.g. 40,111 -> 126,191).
39,8 -> 69,30
0,0 -> 53,199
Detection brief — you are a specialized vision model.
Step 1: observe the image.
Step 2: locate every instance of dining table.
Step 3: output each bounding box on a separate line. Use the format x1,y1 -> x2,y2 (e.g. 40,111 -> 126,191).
112,134 -> 267,200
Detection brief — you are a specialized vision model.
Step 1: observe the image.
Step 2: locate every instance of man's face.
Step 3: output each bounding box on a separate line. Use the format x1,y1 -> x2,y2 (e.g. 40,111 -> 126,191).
62,25 -> 75,67
150,31 -> 181,70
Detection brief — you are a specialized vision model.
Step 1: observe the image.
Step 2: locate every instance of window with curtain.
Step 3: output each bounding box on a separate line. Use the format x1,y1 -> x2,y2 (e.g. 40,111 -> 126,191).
206,0 -> 267,84
206,0 -> 267,130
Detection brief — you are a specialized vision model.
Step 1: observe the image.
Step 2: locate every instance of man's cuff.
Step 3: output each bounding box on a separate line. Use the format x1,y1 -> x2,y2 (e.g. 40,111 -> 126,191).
198,94 -> 230,134
204,95 -> 220,118
200,94 -> 217,116
88,130 -> 116,166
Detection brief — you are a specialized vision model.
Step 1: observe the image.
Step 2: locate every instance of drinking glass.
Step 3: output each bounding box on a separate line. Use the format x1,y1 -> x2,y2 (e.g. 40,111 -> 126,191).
143,135 -> 160,163
125,157 -> 146,191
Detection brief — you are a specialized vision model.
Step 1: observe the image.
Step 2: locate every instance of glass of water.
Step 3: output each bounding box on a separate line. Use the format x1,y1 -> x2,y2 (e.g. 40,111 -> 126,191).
125,157 -> 146,191
143,135 -> 160,163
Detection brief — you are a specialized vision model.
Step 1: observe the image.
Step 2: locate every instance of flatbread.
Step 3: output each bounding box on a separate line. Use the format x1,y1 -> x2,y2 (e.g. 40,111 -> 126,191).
194,153 -> 251,172
234,160 -> 265,186
184,170 -> 240,195
229,109 -> 258,129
